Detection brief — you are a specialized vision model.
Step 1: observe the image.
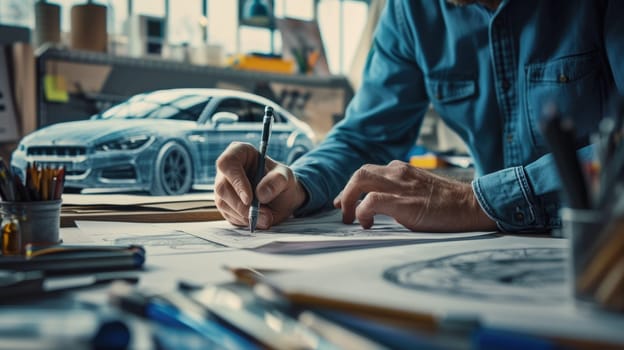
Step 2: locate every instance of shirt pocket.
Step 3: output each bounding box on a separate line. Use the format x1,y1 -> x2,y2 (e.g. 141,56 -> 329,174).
426,78 -> 476,104
425,77 -> 477,134
524,51 -> 604,150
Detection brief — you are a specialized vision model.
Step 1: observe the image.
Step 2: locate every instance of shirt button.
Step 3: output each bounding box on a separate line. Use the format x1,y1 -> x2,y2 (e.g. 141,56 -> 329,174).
502,80 -> 511,91
514,212 -> 524,222
506,134 -> 513,143
558,74 -> 569,83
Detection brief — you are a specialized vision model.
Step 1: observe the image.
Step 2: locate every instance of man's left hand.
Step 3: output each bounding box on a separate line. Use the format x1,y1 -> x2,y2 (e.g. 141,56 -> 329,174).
333,160 -> 497,232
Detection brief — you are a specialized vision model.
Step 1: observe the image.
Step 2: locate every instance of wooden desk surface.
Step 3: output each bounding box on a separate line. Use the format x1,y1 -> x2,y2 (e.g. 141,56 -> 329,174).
61,207 -> 223,227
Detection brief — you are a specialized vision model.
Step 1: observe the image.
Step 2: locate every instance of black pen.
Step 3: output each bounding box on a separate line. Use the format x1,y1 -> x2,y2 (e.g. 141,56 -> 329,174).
249,106 -> 274,233
541,104 -> 591,209
0,270 -> 139,299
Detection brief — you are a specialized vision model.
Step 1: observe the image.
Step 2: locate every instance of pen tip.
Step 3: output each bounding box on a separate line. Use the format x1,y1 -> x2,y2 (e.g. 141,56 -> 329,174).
249,216 -> 257,233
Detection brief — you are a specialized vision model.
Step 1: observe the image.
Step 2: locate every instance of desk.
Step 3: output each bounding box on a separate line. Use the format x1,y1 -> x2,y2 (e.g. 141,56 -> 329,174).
2,217 -> 624,349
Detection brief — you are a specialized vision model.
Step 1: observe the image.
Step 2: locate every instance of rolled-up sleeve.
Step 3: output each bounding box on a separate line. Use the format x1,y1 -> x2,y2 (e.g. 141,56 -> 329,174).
473,146 -> 595,232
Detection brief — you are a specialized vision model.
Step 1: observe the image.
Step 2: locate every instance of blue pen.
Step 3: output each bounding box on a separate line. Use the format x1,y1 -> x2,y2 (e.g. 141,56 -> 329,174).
146,300 -> 259,350
472,326 -> 558,350
111,285 -> 259,350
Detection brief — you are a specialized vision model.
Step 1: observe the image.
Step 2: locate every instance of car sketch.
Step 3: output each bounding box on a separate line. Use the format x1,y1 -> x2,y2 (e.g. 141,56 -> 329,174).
11,89 -> 316,195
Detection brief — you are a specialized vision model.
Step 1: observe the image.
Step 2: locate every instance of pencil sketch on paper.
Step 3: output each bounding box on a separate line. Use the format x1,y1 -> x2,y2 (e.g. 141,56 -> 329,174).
208,209 -> 411,238
383,248 -> 567,303
111,232 -> 225,249
224,223 -> 410,237
182,209 -> 496,251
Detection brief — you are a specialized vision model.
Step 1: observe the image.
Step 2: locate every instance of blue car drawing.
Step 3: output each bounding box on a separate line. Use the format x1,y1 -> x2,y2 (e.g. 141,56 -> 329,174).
11,89 -> 316,195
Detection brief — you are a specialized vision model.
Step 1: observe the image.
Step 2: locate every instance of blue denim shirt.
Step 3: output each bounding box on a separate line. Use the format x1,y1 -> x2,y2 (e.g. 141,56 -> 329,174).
291,0 -> 623,232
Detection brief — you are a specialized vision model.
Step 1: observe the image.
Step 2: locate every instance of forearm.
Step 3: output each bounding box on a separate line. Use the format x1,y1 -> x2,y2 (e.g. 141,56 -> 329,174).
292,123 -> 414,216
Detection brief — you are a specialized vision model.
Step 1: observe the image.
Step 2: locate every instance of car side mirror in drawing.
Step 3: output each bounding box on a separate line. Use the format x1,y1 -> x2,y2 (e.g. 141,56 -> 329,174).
212,112 -> 239,127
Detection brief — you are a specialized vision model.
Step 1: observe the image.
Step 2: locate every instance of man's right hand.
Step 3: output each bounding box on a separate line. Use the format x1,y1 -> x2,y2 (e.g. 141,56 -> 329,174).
215,142 -> 308,230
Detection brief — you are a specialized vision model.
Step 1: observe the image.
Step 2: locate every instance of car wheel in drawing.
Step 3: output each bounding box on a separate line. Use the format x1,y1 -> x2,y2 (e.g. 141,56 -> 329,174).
150,141 -> 193,195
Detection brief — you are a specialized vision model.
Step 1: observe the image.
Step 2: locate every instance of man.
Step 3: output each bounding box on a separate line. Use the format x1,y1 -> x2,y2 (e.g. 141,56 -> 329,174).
215,0 -> 623,233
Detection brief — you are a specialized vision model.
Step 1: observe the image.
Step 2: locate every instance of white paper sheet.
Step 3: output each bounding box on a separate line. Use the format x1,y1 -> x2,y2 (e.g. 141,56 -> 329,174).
178,210 -> 496,253
263,236 -> 624,344
73,220 -> 229,256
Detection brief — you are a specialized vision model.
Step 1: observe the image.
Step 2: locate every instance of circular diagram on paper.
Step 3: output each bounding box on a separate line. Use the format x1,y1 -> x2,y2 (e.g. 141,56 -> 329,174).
383,248 -> 567,302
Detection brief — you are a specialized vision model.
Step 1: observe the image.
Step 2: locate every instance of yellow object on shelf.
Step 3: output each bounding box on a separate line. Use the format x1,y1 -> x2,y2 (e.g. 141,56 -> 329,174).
43,74 -> 69,103
228,54 -> 295,74
409,154 -> 447,169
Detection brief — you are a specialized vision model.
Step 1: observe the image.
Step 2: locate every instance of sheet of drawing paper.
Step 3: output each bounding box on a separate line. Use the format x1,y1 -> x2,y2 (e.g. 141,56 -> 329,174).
74,220 -> 229,256
263,235 -> 624,344
178,210 -> 496,252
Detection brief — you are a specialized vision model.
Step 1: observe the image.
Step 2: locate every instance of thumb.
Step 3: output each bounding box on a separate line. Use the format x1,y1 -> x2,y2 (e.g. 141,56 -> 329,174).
256,163 -> 292,203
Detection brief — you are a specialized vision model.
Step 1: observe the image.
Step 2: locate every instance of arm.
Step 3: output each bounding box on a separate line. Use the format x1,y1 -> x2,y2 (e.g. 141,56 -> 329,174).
291,0 -> 431,216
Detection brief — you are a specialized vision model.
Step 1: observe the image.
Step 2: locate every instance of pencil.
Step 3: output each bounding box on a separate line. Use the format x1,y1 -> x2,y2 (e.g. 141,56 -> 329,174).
576,218 -> 624,294
41,167 -> 49,201
54,167 -> 65,200
595,254 -> 624,310
541,104 -> 591,209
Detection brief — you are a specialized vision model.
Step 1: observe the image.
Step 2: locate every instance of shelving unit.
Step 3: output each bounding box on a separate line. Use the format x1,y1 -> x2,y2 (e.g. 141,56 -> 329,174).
36,46 -> 354,138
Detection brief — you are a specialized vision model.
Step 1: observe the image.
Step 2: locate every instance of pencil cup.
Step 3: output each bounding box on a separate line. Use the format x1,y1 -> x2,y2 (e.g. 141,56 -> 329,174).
561,207 -> 624,312
0,200 -> 62,252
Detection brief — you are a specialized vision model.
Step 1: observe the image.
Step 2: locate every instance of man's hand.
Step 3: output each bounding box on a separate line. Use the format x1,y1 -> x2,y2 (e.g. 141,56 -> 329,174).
333,160 -> 497,232
215,142 -> 308,230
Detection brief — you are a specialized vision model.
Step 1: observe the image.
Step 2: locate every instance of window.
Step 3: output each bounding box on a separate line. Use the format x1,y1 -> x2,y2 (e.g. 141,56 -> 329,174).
214,98 -> 271,123
0,0 -> 33,28
318,0 -> 368,74
275,0 -> 314,20
214,98 -> 248,121
0,0 -> 369,75
133,0 -> 165,17
168,0 -> 202,45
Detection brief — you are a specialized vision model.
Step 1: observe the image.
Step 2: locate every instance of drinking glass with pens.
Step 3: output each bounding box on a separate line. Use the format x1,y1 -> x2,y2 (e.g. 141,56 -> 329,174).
543,98 -> 624,314
0,158 -> 65,255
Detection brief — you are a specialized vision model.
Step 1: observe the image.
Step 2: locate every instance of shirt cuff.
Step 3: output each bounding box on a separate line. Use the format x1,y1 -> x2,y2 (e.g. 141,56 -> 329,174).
472,166 -> 546,233
291,168 -> 333,217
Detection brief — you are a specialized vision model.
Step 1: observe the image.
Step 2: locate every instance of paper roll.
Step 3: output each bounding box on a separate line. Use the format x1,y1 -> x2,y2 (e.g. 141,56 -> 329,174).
70,3 -> 107,53
34,1 -> 61,48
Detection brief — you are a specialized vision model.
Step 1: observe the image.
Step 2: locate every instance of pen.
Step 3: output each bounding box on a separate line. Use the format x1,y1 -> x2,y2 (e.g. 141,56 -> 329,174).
0,269 -> 139,299
541,104 -> 591,209
109,282 -> 259,350
249,106 -> 274,233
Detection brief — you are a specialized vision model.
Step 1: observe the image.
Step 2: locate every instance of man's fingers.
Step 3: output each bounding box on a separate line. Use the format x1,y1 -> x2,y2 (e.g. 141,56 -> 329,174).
339,164 -> 402,224
333,191 -> 343,208
216,142 -> 257,205
256,207 -> 275,230
215,173 -> 250,219
216,196 -> 248,227
356,192 -> 406,229
256,164 -> 291,203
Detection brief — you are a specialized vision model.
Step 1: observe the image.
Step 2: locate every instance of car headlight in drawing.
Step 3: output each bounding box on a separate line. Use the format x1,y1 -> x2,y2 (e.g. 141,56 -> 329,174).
95,135 -> 153,152
11,88 -> 316,195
